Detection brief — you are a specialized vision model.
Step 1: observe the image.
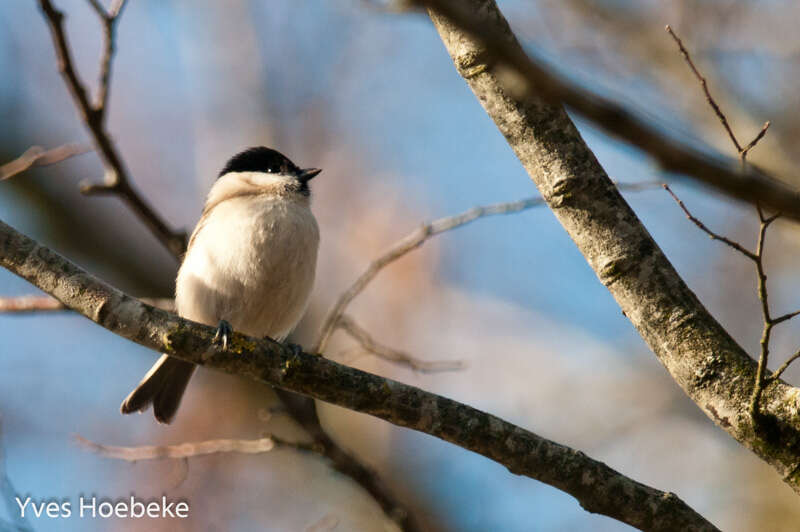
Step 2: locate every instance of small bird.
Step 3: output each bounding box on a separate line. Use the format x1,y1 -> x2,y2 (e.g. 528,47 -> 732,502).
121,147 -> 321,423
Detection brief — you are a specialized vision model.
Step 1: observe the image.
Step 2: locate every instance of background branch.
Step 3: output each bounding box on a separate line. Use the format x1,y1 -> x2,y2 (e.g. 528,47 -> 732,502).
313,195 -> 547,352
0,144 -> 92,181
0,295 -> 174,313
75,434 -> 279,460
337,314 -> 465,372
0,219 -> 718,532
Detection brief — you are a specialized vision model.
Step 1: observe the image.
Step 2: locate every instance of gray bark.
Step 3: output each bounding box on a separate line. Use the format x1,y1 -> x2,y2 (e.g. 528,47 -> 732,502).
427,0 -> 800,494
0,219 -> 717,531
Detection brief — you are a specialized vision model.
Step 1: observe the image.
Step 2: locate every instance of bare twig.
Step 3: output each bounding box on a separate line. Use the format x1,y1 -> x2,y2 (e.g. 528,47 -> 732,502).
665,25 -> 771,164
0,219 -> 719,532
663,184 -> 756,260
0,295 -> 174,313
665,25 -> 742,152
662,28 -> 800,421
412,0 -> 800,221
338,314 -> 466,372
314,182 -> 661,354
313,196 -> 546,353
771,349 -> 800,382
741,121 -> 771,161
664,183 -> 796,421
0,144 -> 92,181
74,434 -> 298,460
37,0 -> 186,257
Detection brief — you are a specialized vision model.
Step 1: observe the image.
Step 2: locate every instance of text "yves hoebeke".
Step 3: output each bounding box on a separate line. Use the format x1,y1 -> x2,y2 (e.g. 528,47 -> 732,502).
16,496 -> 189,519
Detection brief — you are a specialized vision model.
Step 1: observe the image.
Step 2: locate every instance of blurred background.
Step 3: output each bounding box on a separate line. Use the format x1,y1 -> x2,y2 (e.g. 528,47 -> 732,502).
2,0 -> 800,530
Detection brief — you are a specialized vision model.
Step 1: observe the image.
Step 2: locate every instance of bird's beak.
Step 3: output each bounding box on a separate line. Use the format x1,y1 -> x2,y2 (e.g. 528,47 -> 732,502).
298,168 -> 322,182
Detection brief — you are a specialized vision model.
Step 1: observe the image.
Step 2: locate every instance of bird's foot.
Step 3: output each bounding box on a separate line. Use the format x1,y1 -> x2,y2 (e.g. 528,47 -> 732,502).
213,319 -> 233,350
285,342 -> 303,357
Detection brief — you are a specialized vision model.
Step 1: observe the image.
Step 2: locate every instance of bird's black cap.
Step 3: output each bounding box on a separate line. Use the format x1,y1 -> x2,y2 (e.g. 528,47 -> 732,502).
218,147 -> 300,178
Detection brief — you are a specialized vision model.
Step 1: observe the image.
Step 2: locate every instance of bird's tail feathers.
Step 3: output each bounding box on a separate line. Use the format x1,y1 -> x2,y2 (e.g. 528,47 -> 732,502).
120,354 -> 196,424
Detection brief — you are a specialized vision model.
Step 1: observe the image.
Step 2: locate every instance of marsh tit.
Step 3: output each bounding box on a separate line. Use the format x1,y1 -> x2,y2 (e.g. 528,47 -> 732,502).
120,147 -> 321,424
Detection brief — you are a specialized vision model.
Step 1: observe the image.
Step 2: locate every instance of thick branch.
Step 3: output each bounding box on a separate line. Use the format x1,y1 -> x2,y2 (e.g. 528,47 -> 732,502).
426,0 -> 800,494
414,0 -> 800,220
0,219 -> 717,531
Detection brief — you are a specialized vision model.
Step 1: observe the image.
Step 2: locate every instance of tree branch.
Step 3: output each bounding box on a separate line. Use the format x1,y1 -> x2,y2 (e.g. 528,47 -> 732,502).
337,314 -> 466,372
0,219 -> 717,532
411,0 -> 800,221
37,0 -> 186,257
425,0 -> 800,495
32,3 -> 418,527
0,144 -> 92,181
75,434 -> 281,460
313,195 -> 548,353
0,294 -> 174,313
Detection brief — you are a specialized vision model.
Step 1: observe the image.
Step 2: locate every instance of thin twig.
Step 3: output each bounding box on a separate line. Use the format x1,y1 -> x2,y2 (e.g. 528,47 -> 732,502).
741,121 -> 771,161
313,196 -> 546,353
662,28 -> 797,420
666,185 -> 756,260
665,25 -> 742,152
91,0 -> 129,119
38,0 -> 186,257
0,295 -> 174,313
75,434 -> 282,460
770,349 -> 800,382
338,314 -> 466,372
0,144 -> 92,181
314,182 -> 661,354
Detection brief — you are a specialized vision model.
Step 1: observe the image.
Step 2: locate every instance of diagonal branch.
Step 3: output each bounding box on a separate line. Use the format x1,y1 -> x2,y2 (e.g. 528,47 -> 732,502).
425,0 -> 800,496
34,3 -> 413,528
0,218 -> 718,532
313,196 -> 547,352
410,0 -> 800,221
37,0 -> 186,257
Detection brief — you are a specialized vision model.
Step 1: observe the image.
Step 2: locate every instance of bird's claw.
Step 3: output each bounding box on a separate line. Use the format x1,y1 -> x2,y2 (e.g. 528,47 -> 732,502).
213,319 -> 233,351
286,342 -> 303,357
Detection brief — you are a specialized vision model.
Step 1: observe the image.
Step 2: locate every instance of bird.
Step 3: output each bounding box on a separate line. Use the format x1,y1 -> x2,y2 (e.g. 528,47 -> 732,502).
120,146 -> 321,424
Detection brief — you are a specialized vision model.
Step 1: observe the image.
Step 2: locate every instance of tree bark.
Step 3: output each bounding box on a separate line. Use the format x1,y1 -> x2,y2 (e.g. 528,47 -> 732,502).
0,219 -> 717,531
427,0 -> 800,493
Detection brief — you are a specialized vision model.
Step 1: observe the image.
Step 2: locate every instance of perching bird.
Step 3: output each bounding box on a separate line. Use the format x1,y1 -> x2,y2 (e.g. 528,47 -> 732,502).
120,147 -> 321,423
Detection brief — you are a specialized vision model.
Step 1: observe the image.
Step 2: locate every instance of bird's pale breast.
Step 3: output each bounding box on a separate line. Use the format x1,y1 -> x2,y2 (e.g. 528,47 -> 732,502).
175,195 -> 319,340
